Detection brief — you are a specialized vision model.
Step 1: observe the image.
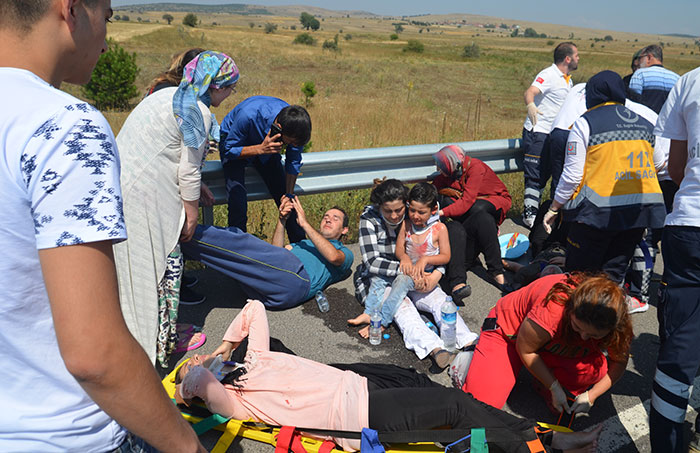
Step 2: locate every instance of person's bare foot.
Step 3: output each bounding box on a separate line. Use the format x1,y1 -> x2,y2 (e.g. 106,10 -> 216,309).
348,313 -> 370,326
358,324 -> 384,339
551,424 -> 602,453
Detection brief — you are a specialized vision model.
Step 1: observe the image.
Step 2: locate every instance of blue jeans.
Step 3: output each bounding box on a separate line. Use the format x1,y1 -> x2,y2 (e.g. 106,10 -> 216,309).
363,275 -> 393,316
378,274 -> 415,327
110,432 -> 158,453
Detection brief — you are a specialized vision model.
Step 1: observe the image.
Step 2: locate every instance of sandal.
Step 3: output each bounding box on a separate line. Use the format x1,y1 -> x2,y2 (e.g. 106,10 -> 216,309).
174,331 -> 207,353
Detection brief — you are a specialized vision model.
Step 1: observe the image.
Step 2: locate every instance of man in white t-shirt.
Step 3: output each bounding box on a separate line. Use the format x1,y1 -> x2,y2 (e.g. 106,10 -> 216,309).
649,66 -> 700,453
521,42 -> 578,228
0,1 -> 203,451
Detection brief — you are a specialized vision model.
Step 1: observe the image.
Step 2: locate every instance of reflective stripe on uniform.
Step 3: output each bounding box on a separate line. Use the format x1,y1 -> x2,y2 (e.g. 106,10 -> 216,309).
652,390 -> 688,423
651,367 -> 693,423
565,185 -> 664,210
655,368 -> 693,399
589,129 -> 655,147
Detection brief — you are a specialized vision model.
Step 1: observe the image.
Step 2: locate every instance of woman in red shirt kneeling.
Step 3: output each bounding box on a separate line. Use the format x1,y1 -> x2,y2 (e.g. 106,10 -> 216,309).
463,273 -> 632,417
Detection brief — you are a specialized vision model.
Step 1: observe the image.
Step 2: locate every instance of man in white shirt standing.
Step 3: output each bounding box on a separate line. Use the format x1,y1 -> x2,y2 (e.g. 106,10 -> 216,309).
649,66 -> 700,453
521,42 -> 578,228
0,1 -> 203,451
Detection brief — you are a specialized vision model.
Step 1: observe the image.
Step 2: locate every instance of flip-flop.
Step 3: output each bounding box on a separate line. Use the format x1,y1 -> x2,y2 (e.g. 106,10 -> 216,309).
174,332 -> 207,353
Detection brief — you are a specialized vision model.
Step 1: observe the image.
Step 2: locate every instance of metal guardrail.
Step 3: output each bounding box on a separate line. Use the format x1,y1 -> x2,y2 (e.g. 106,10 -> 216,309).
201,138 -> 523,224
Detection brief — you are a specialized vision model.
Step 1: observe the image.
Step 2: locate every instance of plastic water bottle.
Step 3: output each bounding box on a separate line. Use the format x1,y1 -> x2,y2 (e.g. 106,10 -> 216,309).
440,296 -> 458,352
315,291 -> 330,313
369,309 -> 382,345
420,313 -> 439,335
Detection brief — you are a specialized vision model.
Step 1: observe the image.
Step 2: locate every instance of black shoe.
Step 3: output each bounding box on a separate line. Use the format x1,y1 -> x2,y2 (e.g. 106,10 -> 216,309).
182,273 -> 199,288
498,283 -> 515,295
179,286 -> 206,305
428,349 -> 457,374
451,285 -> 472,306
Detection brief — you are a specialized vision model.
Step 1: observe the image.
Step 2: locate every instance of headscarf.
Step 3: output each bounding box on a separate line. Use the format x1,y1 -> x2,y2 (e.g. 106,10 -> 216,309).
433,145 -> 466,179
585,70 -> 626,109
173,51 -> 239,149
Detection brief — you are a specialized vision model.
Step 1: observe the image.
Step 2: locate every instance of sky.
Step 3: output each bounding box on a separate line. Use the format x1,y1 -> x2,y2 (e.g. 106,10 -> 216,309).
112,0 -> 699,36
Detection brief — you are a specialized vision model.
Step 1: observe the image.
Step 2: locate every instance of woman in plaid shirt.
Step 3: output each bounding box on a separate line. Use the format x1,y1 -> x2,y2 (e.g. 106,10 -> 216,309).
352,179 -> 477,371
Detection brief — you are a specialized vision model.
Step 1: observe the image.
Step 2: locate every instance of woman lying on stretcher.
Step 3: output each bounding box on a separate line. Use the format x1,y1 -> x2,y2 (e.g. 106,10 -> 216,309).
174,300 -> 601,452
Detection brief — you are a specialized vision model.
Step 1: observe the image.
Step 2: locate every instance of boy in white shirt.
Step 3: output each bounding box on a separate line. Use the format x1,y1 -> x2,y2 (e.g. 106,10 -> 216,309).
0,1 -> 203,451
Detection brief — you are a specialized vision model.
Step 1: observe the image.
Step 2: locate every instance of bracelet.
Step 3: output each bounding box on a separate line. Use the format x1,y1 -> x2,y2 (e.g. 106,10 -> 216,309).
547,207 -> 559,215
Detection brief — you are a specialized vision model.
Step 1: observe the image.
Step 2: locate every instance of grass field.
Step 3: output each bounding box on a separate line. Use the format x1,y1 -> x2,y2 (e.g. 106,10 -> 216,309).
71,11 -> 700,242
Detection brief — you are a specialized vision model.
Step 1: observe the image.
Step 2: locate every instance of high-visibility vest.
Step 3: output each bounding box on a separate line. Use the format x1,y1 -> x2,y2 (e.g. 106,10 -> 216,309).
563,102 -> 666,230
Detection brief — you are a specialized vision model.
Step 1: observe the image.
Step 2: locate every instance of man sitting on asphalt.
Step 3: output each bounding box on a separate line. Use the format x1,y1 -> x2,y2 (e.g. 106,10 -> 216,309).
181,196 -> 353,310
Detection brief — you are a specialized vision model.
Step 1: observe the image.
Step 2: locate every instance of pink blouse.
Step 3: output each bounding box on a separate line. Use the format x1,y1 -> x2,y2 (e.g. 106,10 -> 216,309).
179,300 -> 369,451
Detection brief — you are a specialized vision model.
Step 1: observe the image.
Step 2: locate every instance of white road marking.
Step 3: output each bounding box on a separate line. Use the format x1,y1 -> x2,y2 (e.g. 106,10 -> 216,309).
597,375 -> 700,451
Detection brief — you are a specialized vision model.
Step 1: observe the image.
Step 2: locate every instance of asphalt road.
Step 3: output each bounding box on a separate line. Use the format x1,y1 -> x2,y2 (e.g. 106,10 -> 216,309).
166,219 -> 684,452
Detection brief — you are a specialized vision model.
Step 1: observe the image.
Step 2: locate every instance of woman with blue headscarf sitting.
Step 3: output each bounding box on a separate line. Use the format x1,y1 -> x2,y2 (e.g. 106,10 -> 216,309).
113,51 -> 239,367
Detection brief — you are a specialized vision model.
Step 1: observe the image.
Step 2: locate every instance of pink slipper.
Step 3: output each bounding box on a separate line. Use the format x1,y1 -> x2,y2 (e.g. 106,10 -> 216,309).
175,331 -> 207,353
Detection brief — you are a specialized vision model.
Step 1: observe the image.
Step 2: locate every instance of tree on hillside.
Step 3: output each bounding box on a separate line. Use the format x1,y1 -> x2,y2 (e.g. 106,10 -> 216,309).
293,33 -> 316,45
523,27 -> 541,38
162,14 -> 173,25
183,13 -> 198,28
403,39 -> 424,53
83,39 -> 140,110
300,12 -> 320,31
394,24 -> 404,33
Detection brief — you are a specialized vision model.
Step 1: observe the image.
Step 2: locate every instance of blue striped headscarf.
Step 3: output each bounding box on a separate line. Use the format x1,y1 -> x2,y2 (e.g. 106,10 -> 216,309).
173,51 -> 239,149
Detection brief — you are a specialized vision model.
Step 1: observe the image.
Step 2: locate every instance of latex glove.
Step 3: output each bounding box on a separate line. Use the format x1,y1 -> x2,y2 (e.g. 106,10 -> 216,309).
543,208 -> 558,234
550,380 -> 571,414
526,102 -> 541,125
570,391 -> 593,414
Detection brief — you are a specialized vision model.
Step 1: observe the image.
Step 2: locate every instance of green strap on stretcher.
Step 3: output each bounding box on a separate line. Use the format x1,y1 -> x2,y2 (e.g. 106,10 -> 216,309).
170,398 -> 231,435
192,413 -> 231,435
471,428 -> 489,453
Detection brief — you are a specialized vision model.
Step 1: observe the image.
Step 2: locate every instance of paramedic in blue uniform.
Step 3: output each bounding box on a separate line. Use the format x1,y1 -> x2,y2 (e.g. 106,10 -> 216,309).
543,70 -> 666,284
219,96 -> 311,243
649,67 -> 700,453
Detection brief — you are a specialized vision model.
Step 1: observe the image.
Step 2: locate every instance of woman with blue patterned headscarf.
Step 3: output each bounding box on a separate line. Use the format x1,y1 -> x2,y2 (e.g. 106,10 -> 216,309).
113,51 -> 239,367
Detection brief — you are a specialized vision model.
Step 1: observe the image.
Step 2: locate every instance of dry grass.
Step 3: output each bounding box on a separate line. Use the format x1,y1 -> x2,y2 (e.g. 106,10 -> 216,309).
76,16 -> 700,240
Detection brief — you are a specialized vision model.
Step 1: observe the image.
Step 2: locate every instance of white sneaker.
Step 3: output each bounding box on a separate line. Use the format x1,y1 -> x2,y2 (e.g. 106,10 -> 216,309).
627,295 -> 649,314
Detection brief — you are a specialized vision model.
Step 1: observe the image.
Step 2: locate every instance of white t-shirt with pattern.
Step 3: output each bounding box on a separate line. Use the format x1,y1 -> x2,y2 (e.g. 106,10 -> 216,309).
0,68 -> 127,451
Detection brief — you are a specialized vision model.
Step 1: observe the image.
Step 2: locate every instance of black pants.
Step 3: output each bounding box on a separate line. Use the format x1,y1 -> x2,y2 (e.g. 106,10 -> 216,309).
565,223 -> 644,283
650,226 -> 700,453
522,128 -> 548,215
539,127 -> 569,199
222,154 -> 305,243
447,200 -> 504,281
369,387 -> 541,452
